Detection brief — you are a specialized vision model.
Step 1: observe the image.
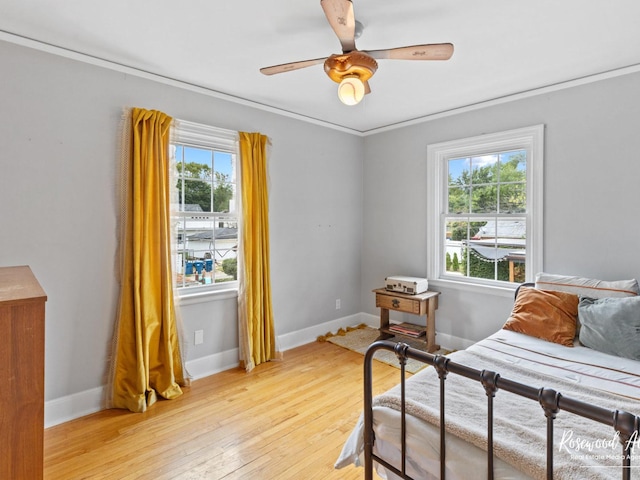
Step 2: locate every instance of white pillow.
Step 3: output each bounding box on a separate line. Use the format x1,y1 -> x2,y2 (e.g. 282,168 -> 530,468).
535,273 -> 639,299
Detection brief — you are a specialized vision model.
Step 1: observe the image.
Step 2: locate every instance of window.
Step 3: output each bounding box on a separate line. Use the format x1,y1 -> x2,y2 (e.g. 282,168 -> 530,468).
427,125 -> 543,292
170,120 -> 239,293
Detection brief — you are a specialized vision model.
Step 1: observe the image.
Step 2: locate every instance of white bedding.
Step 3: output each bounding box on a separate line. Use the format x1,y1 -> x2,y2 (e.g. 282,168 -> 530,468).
336,329 -> 640,480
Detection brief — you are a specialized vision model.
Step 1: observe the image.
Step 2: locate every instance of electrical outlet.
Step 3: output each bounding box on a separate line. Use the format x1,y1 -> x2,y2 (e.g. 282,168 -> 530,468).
194,329 -> 204,345
335,299 -> 341,310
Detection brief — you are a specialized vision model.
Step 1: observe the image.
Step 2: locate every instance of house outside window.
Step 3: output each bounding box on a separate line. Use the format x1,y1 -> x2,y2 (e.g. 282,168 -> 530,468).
427,125 -> 544,293
171,120 -> 239,293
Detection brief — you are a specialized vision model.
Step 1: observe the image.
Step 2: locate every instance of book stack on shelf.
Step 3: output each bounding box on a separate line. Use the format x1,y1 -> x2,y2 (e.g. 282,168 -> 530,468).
389,322 -> 425,338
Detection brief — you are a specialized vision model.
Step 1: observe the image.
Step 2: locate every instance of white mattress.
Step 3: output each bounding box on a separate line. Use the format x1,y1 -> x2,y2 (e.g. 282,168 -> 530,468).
335,329 -> 640,479
477,330 -> 640,400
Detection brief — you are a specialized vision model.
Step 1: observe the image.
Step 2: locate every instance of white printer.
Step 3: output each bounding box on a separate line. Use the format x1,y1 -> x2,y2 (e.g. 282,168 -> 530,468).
385,276 -> 429,295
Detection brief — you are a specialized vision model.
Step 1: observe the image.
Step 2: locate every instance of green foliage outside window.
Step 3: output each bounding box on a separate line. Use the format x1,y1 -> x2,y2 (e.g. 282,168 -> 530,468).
448,153 -> 526,215
446,252 -> 463,274
451,252 -> 460,272
178,162 -> 234,213
445,248 -> 524,283
463,248 -> 525,283
221,258 -> 237,280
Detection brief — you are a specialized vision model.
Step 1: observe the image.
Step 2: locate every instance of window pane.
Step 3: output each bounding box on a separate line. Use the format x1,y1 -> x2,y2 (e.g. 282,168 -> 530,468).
466,155 -> 498,213
178,217 -> 214,287
444,217 -> 526,282
181,147 -> 213,179
448,158 -> 471,213
174,216 -> 238,287
498,150 -> 526,213
445,218 -> 484,278
445,219 -> 466,276
448,185 -> 469,214
178,147 -> 213,213
472,219 -> 526,241
214,151 -> 233,181
467,219 -> 526,282
471,154 -> 498,184
446,219 -> 465,242
499,150 -> 526,179
181,178 -> 212,213
213,219 -> 238,284
471,185 -> 497,213
465,244 -> 498,281
448,157 -> 470,186
499,183 -> 526,213
213,151 -> 236,214
469,220 -> 485,242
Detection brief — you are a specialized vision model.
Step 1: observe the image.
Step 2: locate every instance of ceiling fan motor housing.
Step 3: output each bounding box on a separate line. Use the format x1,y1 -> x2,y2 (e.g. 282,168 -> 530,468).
324,51 -> 378,84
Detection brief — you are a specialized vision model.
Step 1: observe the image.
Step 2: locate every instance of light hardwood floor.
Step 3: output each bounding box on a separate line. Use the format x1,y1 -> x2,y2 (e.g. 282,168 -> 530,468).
44,340 -> 403,479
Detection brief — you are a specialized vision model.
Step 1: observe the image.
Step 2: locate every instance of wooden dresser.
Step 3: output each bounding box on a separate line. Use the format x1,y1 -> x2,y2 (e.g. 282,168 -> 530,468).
0,266 -> 47,479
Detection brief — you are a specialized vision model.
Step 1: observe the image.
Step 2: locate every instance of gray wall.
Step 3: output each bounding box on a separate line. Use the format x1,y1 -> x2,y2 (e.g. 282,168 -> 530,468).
362,71 -> 640,343
0,40 -> 363,404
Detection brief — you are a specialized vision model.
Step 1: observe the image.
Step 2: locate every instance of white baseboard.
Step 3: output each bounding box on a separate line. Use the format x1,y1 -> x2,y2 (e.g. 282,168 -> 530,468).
277,312 -> 369,351
44,312 -> 472,428
185,347 -> 240,380
45,386 -> 105,428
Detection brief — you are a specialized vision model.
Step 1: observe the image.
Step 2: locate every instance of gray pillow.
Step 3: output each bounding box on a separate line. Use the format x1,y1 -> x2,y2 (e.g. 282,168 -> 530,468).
578,296 -> 640,360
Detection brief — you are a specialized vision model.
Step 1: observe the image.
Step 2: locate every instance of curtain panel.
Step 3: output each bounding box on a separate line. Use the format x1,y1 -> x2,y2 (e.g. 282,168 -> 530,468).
238,132 -> 279,372
108,108 -> 187,413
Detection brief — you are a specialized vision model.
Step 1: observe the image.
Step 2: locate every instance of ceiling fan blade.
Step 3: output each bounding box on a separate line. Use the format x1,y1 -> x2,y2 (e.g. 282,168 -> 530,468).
321,0 -> 356,53
364,43 -> 454,61
363,80 -> 371,95
260,57 -> 327,76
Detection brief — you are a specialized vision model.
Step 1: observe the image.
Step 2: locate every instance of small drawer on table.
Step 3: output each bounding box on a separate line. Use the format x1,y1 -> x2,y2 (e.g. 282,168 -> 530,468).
376,294 -> 421,314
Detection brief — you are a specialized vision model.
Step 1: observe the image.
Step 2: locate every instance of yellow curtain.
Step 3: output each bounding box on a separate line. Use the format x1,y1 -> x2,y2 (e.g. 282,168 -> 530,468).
109,108 -> 186,413
238,132 -> 279,372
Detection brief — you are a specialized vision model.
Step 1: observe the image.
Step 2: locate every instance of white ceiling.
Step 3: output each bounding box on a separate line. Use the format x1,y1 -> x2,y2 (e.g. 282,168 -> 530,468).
2,0 -> 640,134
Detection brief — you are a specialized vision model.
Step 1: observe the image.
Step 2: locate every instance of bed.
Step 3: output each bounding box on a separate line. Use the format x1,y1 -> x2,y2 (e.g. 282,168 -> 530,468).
335,273 -> 640,480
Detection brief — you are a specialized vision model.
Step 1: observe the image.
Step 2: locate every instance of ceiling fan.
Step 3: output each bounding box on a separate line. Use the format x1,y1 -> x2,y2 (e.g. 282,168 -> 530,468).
260,0 -> 454,106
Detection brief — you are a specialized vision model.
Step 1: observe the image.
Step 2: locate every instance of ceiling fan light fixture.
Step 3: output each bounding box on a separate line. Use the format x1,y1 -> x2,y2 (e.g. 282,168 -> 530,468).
338,75 -> 365,106
259,0 -> 454,105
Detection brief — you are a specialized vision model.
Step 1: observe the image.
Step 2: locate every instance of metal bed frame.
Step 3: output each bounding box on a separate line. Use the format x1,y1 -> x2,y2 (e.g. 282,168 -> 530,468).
363,340 -> 640,480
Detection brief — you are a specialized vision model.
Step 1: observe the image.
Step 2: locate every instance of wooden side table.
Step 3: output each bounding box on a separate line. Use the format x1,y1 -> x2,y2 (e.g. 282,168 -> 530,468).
373,288 -> 441,353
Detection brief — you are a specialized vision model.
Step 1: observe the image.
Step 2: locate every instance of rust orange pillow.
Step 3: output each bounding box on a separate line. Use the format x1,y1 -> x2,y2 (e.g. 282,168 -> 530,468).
503,287 -> 578,347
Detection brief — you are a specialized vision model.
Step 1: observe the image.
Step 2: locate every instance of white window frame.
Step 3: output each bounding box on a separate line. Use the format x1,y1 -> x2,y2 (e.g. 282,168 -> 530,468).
171,119 -> 240,303
426,125 -> 544,296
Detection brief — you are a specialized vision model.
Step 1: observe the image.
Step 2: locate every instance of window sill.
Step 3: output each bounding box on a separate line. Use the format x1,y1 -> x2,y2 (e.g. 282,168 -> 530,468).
177,286 -> 238,306
428,278 -> 517,298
